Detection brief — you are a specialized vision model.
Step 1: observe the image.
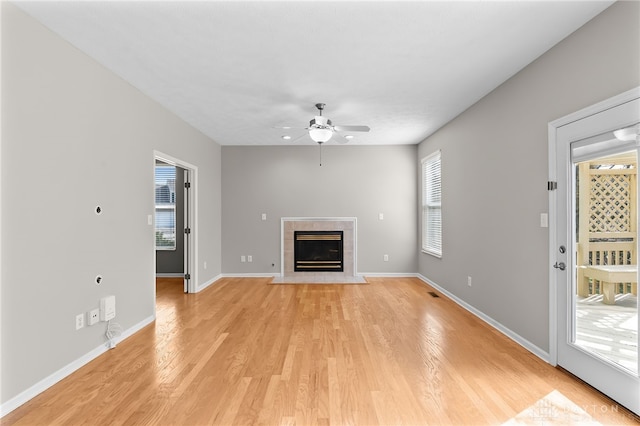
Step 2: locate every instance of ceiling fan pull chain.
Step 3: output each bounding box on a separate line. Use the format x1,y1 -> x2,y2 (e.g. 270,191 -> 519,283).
319,142 -> 322,166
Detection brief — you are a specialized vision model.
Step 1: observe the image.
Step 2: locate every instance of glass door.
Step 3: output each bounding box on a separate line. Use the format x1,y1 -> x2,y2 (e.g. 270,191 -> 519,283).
573,149 -> 637,373
554,97 -> 639,414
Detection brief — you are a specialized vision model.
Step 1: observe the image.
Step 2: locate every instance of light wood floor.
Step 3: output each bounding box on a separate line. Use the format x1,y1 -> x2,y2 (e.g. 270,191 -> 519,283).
4,277 -> 639,425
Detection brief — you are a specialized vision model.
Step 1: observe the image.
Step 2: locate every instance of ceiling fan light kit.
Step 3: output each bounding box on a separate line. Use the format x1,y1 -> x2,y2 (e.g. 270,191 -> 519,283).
277,102 -> 371,164
308,126 -> 333,143
308,103 -> 333,143
304,103 -> 370,144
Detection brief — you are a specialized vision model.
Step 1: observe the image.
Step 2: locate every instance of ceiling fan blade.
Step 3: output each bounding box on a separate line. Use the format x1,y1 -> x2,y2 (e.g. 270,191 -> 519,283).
332,133 -> 349,144
288,132 -> 309,143
333,125 -> 370,132
273,125 -> 307,130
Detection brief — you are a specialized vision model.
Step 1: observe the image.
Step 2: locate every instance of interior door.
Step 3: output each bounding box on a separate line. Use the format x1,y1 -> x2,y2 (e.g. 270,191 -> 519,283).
183,168 -> 191,293
554,96 -> 640,414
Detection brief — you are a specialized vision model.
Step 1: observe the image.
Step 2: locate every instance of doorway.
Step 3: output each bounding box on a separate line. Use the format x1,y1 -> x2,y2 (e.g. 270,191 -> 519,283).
154,151 -> 197,293
550,88 -> 640,414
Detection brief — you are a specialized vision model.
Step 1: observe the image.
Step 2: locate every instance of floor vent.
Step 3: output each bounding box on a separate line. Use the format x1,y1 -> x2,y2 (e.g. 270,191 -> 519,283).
428,291 -> 440,298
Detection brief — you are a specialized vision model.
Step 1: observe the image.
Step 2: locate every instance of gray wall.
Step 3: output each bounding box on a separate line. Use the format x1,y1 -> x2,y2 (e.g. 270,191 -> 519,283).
221,145 -> 418,274
1,3 -> 222,406
417,1 -> 640,353
156,165 -> 185,275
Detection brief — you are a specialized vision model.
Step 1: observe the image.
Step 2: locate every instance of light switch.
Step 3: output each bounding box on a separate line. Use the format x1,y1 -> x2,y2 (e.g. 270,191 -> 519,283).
261,213 -> 267,221
540,213 -> 548,228
379,213 -> 384,220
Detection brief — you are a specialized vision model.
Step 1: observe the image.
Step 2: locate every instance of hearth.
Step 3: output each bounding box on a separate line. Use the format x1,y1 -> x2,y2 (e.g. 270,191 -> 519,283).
294,231 -> 344,272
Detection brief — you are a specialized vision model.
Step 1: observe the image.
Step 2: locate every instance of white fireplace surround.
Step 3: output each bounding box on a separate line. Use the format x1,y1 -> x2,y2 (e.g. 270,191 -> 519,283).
277,217 -> 364,283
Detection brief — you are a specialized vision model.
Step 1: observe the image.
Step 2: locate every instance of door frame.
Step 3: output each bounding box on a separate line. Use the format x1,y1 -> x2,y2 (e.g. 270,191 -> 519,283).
548,86 -> 640,366
154,150 -> 198,293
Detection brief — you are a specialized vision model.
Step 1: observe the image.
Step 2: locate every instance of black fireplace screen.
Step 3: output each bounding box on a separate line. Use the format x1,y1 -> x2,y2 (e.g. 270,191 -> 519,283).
294,231 -> 344,272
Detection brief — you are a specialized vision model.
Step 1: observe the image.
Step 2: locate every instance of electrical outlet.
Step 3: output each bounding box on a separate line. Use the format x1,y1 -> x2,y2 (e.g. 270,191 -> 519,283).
383,254 -> 389,262
75,313 -> 84,330
241,255 -> 246,263
247,255 -> 253,262
468,276 -> 472,287
87,308 -> 100,326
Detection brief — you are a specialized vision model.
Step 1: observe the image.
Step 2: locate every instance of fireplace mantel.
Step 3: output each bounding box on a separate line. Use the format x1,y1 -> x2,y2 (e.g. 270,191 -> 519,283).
277,217 -> 362,283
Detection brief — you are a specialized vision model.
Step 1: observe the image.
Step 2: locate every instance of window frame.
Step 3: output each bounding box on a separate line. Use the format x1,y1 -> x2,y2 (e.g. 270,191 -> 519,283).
155,164 -> 177,251
421,150 -> 442,258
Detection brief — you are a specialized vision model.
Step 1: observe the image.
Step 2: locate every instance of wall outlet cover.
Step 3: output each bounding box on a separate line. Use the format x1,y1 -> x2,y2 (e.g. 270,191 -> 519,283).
87,308 -> 100,326
75,314 -> 84,330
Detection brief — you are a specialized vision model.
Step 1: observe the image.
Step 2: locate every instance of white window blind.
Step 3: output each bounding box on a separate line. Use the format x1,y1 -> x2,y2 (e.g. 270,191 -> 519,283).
155,165 -> 176,250
422,151 -> 442,257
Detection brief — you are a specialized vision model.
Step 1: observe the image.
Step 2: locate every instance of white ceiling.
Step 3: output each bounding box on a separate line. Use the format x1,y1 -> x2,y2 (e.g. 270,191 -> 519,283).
15,1 -> 614,146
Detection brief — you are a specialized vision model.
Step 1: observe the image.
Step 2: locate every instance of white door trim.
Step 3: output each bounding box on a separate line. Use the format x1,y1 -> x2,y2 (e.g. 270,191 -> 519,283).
154,150 -> 198,294
548,86 -> 640,366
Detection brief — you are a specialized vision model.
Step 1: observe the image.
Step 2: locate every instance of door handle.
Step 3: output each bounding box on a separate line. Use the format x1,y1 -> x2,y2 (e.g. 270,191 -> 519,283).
553,262 -> 566,271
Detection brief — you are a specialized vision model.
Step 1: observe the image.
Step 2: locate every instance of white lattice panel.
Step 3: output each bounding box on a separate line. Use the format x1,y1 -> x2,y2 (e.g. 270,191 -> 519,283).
589,174 -> 631,233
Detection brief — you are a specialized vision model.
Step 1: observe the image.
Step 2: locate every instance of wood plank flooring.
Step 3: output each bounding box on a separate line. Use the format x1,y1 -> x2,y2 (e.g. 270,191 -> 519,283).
4,277 -> 639,425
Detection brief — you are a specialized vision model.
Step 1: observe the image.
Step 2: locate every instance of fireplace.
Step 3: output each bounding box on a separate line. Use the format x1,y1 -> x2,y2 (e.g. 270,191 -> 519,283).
294,231 -> 344,272
278,218 -> 359,283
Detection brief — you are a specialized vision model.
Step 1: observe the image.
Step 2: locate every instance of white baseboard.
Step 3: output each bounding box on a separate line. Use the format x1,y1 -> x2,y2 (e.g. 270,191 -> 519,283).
359,272 -> 419,277
218,273 -> 417,280
416,274 -> 551,363
220,273 -> 279,278
0,315 -> 155,418
214,272 -> 420,281
196,274 -> 223,292
155,273 -> 184,278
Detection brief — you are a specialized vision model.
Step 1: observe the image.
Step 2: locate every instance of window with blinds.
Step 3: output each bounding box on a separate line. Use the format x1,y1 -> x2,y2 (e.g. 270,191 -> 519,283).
155,165 -> 176,250
422,151 -> 442,257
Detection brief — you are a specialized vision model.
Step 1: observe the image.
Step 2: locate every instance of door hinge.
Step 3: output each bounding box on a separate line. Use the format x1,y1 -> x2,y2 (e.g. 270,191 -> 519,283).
547,181 -> 558,191
184,227 -> 191,234
184,273 -> 191,280
185,182 -> 191,189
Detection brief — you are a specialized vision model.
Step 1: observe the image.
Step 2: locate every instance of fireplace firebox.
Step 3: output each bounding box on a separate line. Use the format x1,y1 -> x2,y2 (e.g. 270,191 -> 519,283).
294,231 -> 344,272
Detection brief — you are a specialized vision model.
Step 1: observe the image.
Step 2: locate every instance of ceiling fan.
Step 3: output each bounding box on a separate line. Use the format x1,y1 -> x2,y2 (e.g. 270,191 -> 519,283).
280,103 -> 370,144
